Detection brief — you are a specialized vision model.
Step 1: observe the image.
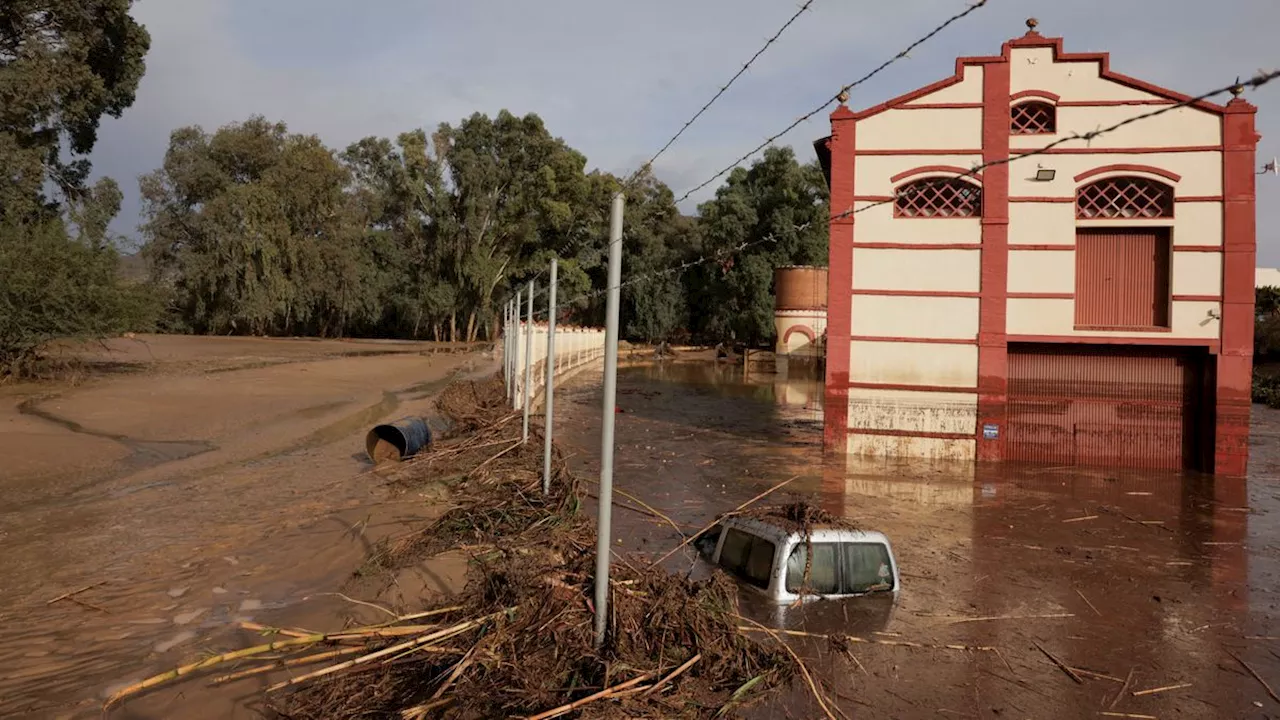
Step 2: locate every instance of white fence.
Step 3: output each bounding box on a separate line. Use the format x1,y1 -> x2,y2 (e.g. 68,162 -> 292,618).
506,323 -> 606,410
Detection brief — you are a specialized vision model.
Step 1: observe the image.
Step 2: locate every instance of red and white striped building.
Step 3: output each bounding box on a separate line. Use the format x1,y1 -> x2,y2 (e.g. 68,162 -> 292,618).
813,20 -> 1259,475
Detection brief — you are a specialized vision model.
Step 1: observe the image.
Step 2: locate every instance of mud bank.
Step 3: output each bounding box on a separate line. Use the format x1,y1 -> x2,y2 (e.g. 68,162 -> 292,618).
0,335 -> 486,718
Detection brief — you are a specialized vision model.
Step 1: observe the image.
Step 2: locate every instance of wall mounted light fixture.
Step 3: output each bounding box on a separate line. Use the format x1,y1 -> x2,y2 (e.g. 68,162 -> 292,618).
1034,165 -> 1056,181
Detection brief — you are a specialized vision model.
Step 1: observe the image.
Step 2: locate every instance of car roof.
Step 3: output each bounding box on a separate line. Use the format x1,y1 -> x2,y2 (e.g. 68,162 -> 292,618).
722,516 -> 890,546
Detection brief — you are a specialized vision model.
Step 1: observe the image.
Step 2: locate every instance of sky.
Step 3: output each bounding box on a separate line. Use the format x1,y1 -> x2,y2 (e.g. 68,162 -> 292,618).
91,0 -> 1280,263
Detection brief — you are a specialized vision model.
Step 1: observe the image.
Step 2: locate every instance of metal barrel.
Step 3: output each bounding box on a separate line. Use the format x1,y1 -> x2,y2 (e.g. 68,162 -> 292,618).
365,416 -> 432,464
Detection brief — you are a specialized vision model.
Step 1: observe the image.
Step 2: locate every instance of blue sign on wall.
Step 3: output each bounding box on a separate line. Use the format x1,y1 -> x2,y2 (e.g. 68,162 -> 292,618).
982,423 -> 999,440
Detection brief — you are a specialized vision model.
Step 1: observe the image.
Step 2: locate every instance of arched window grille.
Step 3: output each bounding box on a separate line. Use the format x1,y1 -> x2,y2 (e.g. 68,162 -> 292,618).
1076,177 -> 1174,219
894,177 -> 982,218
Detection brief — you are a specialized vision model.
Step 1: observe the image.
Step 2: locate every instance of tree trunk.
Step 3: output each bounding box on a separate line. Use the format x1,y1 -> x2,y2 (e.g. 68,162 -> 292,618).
449,312 -> 457,343
432,323 -> 441,342
465,311 -> 477,343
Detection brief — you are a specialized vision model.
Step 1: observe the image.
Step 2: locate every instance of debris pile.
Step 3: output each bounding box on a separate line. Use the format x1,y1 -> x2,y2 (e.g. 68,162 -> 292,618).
106,374 -> 801,719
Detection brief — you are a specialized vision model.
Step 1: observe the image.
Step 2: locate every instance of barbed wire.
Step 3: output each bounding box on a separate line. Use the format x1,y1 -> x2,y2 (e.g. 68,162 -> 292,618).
506,66 -> 1279,323
626,0 -> 817,188
671,0 -> 990,207
827,67 -> 1280,223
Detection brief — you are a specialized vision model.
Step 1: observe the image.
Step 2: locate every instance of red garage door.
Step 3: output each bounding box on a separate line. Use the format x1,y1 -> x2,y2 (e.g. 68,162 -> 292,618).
1006,344 -> 1210,471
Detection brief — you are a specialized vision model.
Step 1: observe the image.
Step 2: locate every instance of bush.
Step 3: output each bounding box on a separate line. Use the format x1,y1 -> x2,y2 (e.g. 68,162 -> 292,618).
1252,370 -> 1280,409
0,219 -> 155,377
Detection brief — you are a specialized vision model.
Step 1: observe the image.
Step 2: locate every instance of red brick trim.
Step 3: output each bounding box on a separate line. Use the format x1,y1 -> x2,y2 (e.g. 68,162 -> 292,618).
848,34 -> 1227,124
1074,164 -> 1182,183
1175,195 -> 1224,203
823,107 -> 856,452
1008,244 -> 1075,251
1001,34 -> 1228,114
856,148 -> 983,156
1074,324 -> 1173,333
854,242 -> 981,250
849,427 -> 974,441
1216,97 -> 1259,476
847,381 -> 979,393
1172,294 -> 1222,302
1056,99 -> 1178,107
857,146 -> 1221,157
976,57 -> 1011,462
890,165 -> 980,183
851,289 -> 980,298
898,102 -> 985,110
1010,196 -> 1073,203
1173,245 -> 1224,252
1010,89 -> 1060,103
780,325 -> 815,346
850,335 -> 978,345
1008,292 -> 1073,299
1007,334 -> 1219,348
1014,146 -> 1221,155
852,195 -> 895,203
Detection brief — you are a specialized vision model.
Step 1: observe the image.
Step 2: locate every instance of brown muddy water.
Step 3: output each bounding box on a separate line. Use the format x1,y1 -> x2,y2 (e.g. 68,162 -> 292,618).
0,338 -> 484,719
554,360 -> 1280,720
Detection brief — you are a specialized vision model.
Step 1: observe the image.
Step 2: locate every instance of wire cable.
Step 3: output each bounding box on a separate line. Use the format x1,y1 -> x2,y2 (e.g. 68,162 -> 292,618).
526,67 -> 1278,320
629,0 -> 817,185
672,0 -> 991,206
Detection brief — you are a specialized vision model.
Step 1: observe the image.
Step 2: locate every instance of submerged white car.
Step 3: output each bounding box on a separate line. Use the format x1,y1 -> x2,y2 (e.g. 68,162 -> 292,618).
700,516 -> 900,604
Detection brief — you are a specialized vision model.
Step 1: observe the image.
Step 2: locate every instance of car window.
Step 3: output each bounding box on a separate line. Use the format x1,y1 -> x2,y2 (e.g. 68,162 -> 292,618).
841,542 -> 894,593
718,528 -> 775,590
743,537 -> 775,589
785,542 -> 840,594
719,528 -> 752,571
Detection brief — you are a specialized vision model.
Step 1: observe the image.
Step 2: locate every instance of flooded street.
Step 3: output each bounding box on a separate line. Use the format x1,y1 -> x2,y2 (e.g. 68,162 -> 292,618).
0,335 -> 483,718
556,360 -> 1280,719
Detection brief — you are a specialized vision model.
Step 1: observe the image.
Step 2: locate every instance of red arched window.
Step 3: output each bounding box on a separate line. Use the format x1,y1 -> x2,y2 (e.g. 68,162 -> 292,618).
1011,101 -> 1056,134
1076,176 -> 1174,219
894,177 -> 982,218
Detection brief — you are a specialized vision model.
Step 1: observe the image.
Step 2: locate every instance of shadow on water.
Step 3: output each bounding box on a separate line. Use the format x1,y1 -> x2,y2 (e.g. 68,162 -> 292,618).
557,359 -> 1275,719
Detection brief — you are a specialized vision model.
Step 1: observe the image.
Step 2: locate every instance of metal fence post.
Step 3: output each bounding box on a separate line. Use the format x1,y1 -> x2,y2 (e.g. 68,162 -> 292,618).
594,192 -> 625,648
522,280 -> 535,443
512,291 -> 522,409
542,260 -> 558,495
504,300 -> 512,401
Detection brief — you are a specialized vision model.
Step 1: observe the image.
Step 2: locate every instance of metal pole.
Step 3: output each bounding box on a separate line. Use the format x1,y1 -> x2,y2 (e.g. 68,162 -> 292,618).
512,291 -> 522,409
594,192 -> 624,647
504,300 -> 512,400
522,280 -> 535,442
542,260 -> 558,495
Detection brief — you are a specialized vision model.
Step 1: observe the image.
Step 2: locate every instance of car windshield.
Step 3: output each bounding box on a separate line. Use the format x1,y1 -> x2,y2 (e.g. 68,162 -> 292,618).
718,528 -> 776,590
785,540 -> 894,595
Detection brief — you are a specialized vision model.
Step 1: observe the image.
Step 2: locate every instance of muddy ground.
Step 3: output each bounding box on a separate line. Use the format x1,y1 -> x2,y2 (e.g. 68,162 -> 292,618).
0,335 -> 485,718
7,339 -> 1280,719
553,361 -> 1280,720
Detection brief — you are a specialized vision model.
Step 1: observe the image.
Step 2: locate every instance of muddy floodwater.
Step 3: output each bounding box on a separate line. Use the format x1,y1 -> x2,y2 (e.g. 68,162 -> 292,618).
6,339 -> 1280,719
0,335 -> 482,718
555,360 -> 1280,719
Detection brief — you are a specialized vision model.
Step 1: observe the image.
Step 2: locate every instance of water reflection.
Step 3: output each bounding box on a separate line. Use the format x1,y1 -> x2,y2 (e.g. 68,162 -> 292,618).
560,359 -> 1271,719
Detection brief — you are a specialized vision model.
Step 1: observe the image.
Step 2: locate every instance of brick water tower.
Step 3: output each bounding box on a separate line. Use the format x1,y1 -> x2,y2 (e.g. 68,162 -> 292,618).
774,265 -> 828,374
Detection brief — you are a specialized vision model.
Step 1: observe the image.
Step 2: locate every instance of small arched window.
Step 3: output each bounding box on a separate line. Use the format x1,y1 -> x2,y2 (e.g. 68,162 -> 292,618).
1011,101 -> 1056,135
1076,176 -> 1174,219
894,177 -> 982,218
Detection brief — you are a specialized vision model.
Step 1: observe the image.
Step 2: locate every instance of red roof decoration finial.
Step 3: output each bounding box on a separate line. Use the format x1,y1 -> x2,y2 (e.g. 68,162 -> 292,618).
837,89 -> 850,105
1025,17 -> 1040,35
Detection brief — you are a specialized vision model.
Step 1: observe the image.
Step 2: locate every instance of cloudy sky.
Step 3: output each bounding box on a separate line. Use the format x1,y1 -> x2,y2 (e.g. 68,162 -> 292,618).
92,0 -> 1280,263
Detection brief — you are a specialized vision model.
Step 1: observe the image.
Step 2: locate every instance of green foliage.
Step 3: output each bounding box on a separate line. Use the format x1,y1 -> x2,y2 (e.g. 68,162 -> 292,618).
1,1 -> 150,220
0,216 -> 145,375
136,113 -> 831,347
687,146 -> 828,346
0,2 -> 152,375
